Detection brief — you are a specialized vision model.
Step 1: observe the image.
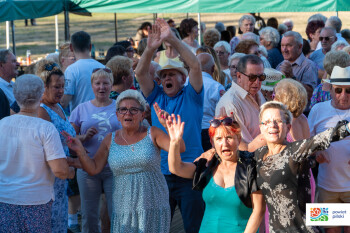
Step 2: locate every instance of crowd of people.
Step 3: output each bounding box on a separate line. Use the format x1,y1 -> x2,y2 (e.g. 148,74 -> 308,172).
1,12 -> 350,233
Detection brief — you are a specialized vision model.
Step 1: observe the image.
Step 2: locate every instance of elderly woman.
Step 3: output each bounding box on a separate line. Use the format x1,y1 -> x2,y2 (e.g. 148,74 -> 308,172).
167,115 -> 265,232
256,101 -> 350,232
235,40 -> 260,56
214,41 -> 231,75
259,27 -> 284,68
35,59 -> 77,232
0,74 -> 74,232
65,90 -> 185,232
180,18 -> 200,54
69,68 -> 122,232
230,14 -> 256,54
106,55 -> 134,100
228,52 -> 245,85
203,28 -> 221,48
306,20 -> 325,52
310,50 -> 350,108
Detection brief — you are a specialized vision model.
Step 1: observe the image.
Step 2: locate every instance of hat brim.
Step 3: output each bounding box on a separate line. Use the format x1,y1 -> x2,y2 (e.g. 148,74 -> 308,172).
324,79 -> 350,86
156,67 -> 188,78
261,85 -> 274,91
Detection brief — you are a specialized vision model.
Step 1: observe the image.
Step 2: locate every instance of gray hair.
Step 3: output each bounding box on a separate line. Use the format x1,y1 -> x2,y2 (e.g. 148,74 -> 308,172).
215,22 -> 225,32
326,16 -> 342,33
278,24 -> 288,35
308,13 -> 327,23
321,27 -> 337,37
46,53 -> 60,65
241,32 -> 259,44
342,46 -> 350,54
228,53 -> 245,65
259,45 -> 268,58
13,74 -> 44,109
116,89 -> 147,111
238,15 -> 256,28
151,61 -> 161,78
331,40 -> 349,51
0,49 -> 12,63
283,31 -> 303,46
259,101 -> 292,125
259,26 -> 280,47
283,19 -> 293,26
214,41 -> 231,54
323,50 -> 350,75
198,53 -> 215,72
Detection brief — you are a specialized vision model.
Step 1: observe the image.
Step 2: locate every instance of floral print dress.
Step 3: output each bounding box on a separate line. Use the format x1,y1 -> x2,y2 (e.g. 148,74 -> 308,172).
255,120 -> 349,233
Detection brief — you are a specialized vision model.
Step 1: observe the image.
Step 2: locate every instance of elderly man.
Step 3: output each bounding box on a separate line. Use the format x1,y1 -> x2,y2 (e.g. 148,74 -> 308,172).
308,66 -> 350,233
283,19 -> 294,31
259,26 -> 284,68
61,31 -> 104,112
0,49 -> 20,106
135,19 -> 204,233
197,52 -> 225,151
215,54 -> 266,152
277,31 -> 318,110
310,27 -> 337,76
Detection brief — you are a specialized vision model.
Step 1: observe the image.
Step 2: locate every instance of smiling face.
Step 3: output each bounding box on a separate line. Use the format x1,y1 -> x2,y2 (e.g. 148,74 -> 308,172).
259,108 -> 291,144
159,69 -> 186,97
43,74 -> 65,104
211,126 -> 240,162
117,99 -> 145,129
92,75 -> 112,101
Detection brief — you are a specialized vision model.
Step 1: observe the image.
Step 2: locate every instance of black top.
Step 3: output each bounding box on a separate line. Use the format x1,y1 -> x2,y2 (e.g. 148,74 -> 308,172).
0,88 -> 10,120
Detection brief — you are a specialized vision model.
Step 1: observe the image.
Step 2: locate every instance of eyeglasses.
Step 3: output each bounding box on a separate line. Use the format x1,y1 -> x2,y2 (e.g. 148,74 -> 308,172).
92,68 -> 112,73
334,87 -> 350,94
44,63 -> 59,71
229,65 -> 237,70
215,51 -> 227,56
239,71 -> 266,82
210,117 -> 239,128
117,107 -> 143,115
319,36 -> 335,41
260,119 -> 286,126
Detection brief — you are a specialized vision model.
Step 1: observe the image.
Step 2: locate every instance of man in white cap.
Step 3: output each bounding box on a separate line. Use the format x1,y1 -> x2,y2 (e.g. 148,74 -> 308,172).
308,66 -> 350,233
135,18 -> 204,232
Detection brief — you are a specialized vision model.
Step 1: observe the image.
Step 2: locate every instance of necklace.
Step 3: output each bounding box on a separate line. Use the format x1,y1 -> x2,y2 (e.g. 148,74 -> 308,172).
120,131 -> 135,152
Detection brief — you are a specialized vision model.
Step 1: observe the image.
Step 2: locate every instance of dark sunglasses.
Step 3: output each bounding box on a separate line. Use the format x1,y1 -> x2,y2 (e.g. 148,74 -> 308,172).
92,68 -> 112,73
117,107 -> 143,115
239,71 -> 266,82
210,117 -> 239,128
44,63 -> 59,71
319,36 -> 335,41
334,87 -> 350,94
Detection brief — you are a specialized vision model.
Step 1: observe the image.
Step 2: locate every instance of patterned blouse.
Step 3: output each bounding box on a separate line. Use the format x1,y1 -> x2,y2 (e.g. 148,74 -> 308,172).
255,121 -> 349,233
310,83 -> 331,109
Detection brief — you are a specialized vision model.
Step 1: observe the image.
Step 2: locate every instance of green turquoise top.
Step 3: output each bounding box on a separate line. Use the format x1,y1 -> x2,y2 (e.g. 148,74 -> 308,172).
199,176 -> 252,233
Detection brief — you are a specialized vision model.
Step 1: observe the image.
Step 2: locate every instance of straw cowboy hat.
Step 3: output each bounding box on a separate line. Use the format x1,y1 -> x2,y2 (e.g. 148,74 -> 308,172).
156,59 -> 188,77
261,68 -> 285,91
325,66 -> 350,85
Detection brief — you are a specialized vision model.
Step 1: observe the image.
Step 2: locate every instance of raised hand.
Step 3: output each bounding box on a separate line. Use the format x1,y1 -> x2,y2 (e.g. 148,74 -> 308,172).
84,127 -> 98,142
61,131 -> 86,157
153,102 -> 170,129
156,18 -> 174,42
166,114 -> 185,143
147,23 -> 163,50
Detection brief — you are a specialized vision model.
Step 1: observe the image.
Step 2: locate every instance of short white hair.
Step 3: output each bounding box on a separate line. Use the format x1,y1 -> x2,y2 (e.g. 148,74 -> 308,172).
13,74 -> 44,109
331,41 -> 349,51
116,89 -> 148,111
259,45 -> 268,58
228,53 -> 245,65
239,15 -> 256,28
241,32 -> 259,44
283,19 -> 293,26
283,31 -> 303,46
151,61 -> 161,78
214,41 -> 231,54
308,13 -> 327,23
215,22 -> 225,32
326,16 -> 342,33
259,26 -> 280,47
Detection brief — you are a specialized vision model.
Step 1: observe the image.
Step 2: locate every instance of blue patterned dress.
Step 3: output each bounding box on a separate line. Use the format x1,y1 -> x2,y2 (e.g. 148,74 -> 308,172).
40,103 -> 76,233
108,129 -> 170,233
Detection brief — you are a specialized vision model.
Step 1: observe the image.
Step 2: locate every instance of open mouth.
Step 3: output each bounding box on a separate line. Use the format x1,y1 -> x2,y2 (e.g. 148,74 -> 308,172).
124,118 -> 132,122
165,83 -> 173,89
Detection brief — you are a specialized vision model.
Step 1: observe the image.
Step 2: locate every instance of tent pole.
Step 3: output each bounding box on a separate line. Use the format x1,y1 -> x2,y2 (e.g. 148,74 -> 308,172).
153,13 -> 157,24
55,15 -> 59,51
197,13 -> 201,45
11,21 -> 16,55
114,13 -> 118,43
336,11 -> 338,17
64,11 -> 70,41
6,21 -> 10,49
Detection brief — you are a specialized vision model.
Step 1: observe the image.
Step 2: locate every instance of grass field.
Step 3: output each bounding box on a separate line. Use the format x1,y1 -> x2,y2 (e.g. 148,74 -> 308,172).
1,11 -> 350,61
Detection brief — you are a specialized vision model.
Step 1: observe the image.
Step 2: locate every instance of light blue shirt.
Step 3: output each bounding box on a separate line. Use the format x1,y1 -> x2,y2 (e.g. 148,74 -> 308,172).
145,81 -> 204,175
309,49 -> 325,70
0,77 -> 15,105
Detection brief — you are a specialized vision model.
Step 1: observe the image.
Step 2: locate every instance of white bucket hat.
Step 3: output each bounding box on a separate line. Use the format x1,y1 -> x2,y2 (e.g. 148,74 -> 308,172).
261,68 -> 285,91
156,59 -> 188,78
324,66 -> 350,85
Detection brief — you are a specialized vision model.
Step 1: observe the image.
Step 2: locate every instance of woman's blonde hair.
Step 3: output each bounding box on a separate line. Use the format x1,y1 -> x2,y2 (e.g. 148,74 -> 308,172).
106,56 -> 132,86
91,68 -> 113,84
35,59 -> 63,86
58,42 -> 71,68
259,101 -> 292,125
